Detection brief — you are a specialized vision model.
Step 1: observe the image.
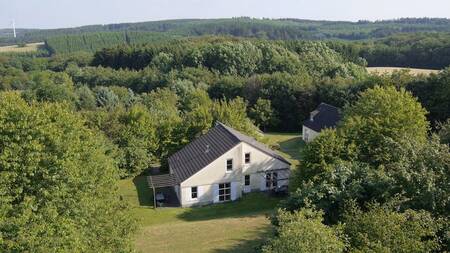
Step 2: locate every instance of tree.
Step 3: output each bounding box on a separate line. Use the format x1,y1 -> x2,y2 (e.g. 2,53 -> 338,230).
75,85 -> 97,110
407,68 -> 450,124
437,119 -> 450,145
115,105 -> 158,176
183,89 -> 214,139
94,86 -> 120,109
22,71 -> 77,106
249,98 -> 277,131
150,52 -> 175,72
262,208 -> 346,253
212,97 -> 261,139
0,92 -> 134,252
344,203 -> 442,253
201,41 -> 263,76
298,129 -> 355,183
141,88 -> 183,167
340,86 -> 429,165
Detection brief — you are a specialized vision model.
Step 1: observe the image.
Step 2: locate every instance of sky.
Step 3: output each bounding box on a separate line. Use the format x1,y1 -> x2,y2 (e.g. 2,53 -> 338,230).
0,0 -> 449,29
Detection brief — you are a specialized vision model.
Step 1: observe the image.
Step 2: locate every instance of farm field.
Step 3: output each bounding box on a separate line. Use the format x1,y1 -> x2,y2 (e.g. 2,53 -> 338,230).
119,133 -> 303,253
367,67 -> 440,75
0,42 -> 44,53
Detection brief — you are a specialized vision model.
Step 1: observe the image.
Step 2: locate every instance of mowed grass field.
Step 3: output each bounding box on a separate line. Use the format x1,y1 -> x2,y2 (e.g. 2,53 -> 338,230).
118,133 -> 303,253
0,42 -> 45,53
367,67 -> 439,75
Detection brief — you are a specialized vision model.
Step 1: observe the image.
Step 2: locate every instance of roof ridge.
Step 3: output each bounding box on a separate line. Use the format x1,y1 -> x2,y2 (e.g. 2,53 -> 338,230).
319,102 -> 340,109
215,121 -> 242,142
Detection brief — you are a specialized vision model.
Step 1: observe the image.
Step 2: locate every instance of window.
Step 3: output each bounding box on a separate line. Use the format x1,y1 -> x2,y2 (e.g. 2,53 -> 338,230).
272,172 -> 278,187
265,172 -> 278,189
244,175 -> 250,186
226,159 -> 233,171
266,173 -> 271,188
219,183 -> 231,202
191,186 -> 198,199
245,153 -> 251,164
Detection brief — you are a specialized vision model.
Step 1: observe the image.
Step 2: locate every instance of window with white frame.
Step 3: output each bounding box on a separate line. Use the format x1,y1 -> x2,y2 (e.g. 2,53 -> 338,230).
244,175 -> 250,186
191,186 -> 198,199
218,183 -> 231,201
245,153 -> 251,164
226,159 -> 233,171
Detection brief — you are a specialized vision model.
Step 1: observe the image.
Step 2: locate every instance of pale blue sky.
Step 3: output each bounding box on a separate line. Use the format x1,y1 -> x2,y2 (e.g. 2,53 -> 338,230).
1,0 -> 449,29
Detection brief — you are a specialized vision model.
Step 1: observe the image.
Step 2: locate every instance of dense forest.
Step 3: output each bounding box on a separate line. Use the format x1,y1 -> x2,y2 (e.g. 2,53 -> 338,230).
2,17 -> 450,45
0,34 -> 449,252
2,18 -> 450,69
45,31 -> 178,53
41,32 -> 450,70
328,33 -> 450,69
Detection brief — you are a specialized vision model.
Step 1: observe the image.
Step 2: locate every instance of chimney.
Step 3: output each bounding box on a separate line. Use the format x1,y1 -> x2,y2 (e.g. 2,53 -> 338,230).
205,144 -> 210,153
310,110 -> 319,121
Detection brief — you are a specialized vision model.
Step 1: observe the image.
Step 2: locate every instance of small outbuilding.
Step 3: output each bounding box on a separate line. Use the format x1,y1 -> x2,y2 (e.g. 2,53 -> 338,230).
302,103 -> 341,142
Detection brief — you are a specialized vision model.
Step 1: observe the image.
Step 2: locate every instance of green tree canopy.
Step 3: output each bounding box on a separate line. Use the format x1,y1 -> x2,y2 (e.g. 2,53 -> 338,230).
249,98 -> 278,131
340,86 -> 429,165
0,92 -> 134,252
262,208 -> 346,253
344,203 -> 442,253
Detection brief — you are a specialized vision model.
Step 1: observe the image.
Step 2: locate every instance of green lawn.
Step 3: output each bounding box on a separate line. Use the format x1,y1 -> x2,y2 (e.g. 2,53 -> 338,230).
119,132 -> 304,253
263,132 -> 304,166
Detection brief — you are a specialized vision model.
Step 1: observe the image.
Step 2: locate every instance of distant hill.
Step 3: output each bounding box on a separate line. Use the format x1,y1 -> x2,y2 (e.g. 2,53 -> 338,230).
1,17 -> 450,46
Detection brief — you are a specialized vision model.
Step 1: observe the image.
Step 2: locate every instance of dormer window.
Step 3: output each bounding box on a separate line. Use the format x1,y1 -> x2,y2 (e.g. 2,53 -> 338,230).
245,153 -> 251,164
226,159 -> 233,171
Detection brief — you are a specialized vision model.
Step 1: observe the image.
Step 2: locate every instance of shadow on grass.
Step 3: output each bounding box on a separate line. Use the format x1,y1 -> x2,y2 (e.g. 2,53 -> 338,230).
132,175 -> 153,207
212,223 -> 274,253
177,192 -> 283,222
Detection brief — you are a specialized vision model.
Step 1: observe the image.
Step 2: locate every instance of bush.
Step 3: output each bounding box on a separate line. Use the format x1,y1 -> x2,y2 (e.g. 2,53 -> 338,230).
344,203 -> 442,253
262,208 -> 346,253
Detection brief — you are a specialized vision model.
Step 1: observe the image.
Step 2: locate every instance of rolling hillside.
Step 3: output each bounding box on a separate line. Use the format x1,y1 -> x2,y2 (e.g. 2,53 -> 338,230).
1,17 -> 450,46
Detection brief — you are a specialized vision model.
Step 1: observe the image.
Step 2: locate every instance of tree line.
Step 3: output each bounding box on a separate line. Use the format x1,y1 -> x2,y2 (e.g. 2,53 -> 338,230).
328,32 -> 450,69
2,17 -> 450,46
18,31 -> 450,70
45,31 -> 177,54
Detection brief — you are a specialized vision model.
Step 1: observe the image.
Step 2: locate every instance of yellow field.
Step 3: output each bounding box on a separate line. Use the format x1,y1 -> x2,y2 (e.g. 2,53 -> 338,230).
367,67 -> 439,75
0,42 -> 44,53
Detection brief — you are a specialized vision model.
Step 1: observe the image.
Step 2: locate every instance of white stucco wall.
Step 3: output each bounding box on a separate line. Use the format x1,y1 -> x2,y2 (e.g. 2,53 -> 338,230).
302,125 -> 319,143
178,142 -> 290,207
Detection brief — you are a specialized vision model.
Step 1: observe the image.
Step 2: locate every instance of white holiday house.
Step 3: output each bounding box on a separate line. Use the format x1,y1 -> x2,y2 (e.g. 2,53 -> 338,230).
148,122 -> 291,207
302,103 -> 341,143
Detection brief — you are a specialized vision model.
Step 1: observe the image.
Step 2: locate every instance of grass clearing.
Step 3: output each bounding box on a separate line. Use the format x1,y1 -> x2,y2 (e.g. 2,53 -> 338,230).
367,67 -> 439,75
264,132 -> 304,166
119,132 -> 303,252
0,42 -> 45,53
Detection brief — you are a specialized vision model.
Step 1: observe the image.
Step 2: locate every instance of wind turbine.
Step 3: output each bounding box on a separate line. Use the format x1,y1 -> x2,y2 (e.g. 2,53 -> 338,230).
12,19 -> 16,38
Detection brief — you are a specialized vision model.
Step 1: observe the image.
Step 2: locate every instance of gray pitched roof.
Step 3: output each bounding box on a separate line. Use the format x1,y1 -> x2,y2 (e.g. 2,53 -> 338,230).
168,122 -> 291,183
303,103 -> 341,132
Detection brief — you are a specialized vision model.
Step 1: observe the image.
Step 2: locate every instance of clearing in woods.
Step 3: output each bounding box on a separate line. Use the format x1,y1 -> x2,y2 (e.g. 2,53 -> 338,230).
367,67 -> 439,75
0,42 -> 45,53
119,133 -> 303,253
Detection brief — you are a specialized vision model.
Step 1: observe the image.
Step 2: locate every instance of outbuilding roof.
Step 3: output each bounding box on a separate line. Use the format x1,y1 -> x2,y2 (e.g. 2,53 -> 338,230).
303,103 -> 341,132
168,122 -> 291,184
